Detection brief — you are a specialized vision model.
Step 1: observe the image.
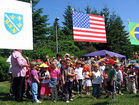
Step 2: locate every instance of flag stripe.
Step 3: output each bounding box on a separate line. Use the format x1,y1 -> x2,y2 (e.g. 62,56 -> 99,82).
90,14 -> 104,18
73,29 -> 106,34
74,36 -> 106,41
90,25 -> 105,28
74,34 -> 106,38
90,23 -> 105,26
74,38 -> 107,43
90,16 -> 104,21
90,27 -> 105,30
73,27 -> 105,32
74,31 -> 106,36
135,32 -> 139,34
90,18 -> 104,22
90,20 -> 105,25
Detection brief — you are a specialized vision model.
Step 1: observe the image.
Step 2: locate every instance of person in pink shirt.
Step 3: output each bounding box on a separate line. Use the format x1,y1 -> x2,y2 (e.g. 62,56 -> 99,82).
11,49 -> 29,102
48,59 -> 60,103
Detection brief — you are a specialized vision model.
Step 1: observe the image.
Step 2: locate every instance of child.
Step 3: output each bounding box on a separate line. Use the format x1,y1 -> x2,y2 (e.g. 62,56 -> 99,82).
48,60 -> 60,103
128,65 -> 137,94
123,65 -> 129,91
115,63 -> 123,95
83,64 -> 92,95
24,66 -> 32,99
75,61 -> 83,95
92,63 -> 102,98
30,61 -> 41,103
104,59 -> 116,101
99,61 -> 106,92
62,58 -> 75,103
39,63 -> 51,100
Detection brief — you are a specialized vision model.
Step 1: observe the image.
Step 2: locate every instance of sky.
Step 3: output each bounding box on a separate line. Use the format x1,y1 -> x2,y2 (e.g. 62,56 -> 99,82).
35,0 -> 139,31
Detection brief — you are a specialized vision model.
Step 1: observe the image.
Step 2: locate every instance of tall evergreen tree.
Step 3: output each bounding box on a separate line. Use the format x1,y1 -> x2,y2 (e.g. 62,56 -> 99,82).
62,5 -> 73,36
107,13 -> 133,57
62,5 -> 73,30
97,8 -> 133,58
33,8 -> 49,43
85,5 -> 91,14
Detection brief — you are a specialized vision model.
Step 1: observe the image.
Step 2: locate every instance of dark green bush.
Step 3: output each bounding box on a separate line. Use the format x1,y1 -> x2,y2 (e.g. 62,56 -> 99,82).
0,56 -> 9,81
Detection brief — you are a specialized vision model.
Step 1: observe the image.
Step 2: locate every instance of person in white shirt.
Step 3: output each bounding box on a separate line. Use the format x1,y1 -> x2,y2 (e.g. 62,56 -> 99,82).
115,63 -> 123,95
99,61 -> 106,92
6,55 -> 13,96
75,61 -> 83,95
99,61 -> 105,82
92,63 -> 102,98
6,55 -> 12,74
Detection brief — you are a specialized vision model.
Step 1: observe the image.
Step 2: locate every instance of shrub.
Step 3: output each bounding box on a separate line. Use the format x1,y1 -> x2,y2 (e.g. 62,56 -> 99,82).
0,56 -> 9,81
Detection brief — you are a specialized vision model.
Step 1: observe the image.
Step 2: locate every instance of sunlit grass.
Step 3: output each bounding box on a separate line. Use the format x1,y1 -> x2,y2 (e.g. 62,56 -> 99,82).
0,81 -> 138,105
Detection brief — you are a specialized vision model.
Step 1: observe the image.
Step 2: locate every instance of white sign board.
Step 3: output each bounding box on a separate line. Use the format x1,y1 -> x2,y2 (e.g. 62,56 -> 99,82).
0,0 -> 33,50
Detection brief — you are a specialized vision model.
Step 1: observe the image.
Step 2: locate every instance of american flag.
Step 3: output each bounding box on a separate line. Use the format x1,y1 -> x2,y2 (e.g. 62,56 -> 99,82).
72,11 -> 107,43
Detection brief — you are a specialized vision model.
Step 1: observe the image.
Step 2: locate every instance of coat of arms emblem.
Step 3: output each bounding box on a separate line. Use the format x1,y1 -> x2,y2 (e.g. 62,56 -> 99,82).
4,12 -> 23,35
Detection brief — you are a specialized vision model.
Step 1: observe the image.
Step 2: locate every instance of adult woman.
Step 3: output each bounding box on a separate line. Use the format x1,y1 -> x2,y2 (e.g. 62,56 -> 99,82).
11,49 -> 29,102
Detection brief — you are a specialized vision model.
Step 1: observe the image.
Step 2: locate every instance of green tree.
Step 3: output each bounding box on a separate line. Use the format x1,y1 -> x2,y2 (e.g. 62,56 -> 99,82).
0,56 -> 9,81
107,13 -> 133,58
0,50 -> 12,58
91,8 -> 100,15
85,5 -> 92,14
62,5 -> 73,30
62,5 -> 73,36
96,8 -> 133,58
33,8 -> 49,43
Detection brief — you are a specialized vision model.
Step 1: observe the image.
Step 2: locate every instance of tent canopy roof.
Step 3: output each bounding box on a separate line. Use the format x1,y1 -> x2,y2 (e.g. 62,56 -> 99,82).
83,50 -> 126,58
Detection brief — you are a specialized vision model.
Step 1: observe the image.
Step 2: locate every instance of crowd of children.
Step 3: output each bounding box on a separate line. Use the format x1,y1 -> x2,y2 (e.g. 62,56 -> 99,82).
8,52 -> 139,103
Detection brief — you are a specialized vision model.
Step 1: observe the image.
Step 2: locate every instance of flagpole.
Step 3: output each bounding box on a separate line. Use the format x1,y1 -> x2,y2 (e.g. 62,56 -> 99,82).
55,17 -> 60,54
128,19 -> 130,24
72,8 -> 75,14
30,0 -> 33,50
102,14 -> 107,43
30,0 -> 32,7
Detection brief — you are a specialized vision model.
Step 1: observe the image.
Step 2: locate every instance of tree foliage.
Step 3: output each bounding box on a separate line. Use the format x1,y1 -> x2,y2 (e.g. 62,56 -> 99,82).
0,56 -> 9,81
33,8 -> 49,43
62,5 -> 73,36
98,8 -> 133,58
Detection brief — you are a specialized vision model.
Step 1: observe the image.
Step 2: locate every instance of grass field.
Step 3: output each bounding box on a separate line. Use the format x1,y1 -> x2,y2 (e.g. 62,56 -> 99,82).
0,81 -> 139,105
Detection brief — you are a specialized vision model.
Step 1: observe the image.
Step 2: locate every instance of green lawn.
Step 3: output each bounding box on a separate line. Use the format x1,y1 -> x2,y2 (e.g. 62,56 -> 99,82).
0,81 -> 139,105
